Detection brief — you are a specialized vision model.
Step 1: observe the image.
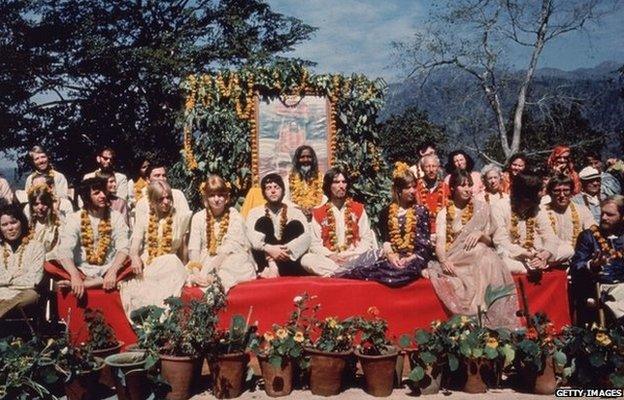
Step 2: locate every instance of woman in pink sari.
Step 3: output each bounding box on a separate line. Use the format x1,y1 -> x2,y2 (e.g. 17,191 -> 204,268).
424,170 -> 519,329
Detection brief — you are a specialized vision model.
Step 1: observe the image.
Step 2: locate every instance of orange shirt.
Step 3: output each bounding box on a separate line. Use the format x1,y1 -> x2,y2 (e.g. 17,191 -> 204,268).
415,179 -> 449,233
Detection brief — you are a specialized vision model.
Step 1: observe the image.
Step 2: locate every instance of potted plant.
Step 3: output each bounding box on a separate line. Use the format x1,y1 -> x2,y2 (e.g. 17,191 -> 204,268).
405,320 -> 446,395
513,313 -> 567,394
209,314 -> 256,399
132,279 -> 227,400
563,323 -> 624,388
306,313 -> 357,396
84,308 -> 122,387
104,351 -> 150,400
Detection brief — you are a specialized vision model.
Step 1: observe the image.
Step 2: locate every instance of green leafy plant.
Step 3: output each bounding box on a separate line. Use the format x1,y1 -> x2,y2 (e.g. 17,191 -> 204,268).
311,315 -> 357,353
513,313 -> 567,375
405,320 -> 446,385
212,314 -> 258,355
354,306 -> 394,355
84,308 -> 119,350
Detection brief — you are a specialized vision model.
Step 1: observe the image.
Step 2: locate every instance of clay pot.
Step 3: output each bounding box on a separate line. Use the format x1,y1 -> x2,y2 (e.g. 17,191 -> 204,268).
92,341 -> 124,388
463,359 -> 487,393
210,352 -> 249,399
64,357 -> 105,400
258,355 -> 294,397
306,347 -> 353,396
160,354 -> 200,400
520,355 -> 557,395
104,351 -> 149,400
356,348 -> 398,397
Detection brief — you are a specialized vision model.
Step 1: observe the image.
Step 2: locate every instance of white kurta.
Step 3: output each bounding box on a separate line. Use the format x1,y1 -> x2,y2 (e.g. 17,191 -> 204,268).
490,198 -> 559,274
119,209 -> 191,319
32,221 -> 61,261
25,170 -> 69,199
133,188 -> 190,225
188,208 -> 256,292
57,210 -> 130,278
537,202 -> 596,263
246,204 -> 311,261
0,241 -> 45,300
83,170 -> 129,202
301,202 -> 378,276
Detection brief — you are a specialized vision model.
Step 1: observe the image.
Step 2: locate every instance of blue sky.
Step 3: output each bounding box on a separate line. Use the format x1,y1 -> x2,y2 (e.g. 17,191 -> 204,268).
267,0 -> 624,81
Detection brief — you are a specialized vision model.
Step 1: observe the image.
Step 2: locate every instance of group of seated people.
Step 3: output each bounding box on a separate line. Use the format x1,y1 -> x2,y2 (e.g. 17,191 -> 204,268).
0,142 -> 623,328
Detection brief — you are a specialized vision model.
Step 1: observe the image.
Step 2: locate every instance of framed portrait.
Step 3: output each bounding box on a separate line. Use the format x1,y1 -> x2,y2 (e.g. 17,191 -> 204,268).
255,94 -> 333,182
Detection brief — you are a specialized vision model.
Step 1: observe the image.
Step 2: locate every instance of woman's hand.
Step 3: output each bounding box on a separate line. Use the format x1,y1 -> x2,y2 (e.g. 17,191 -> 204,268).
131,256 -> 143,275
441,260 -> 457,276
386,251 -> 401,268
463,231 -> 482,251
69,272 -> 85,298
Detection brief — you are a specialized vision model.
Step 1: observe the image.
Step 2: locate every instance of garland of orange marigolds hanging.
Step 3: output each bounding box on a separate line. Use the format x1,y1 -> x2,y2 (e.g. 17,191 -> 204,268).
146,209 -> 173,265
547,203 -> 581,246
80,210 -> 112,265
325,199 -> 356,252
289,172 -> 323,210
206,208 -> 230,256
590,225 -> 624,260
510,212 -> 535,250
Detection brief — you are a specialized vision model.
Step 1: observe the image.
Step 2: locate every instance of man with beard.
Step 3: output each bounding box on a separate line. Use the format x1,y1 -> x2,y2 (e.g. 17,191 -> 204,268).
538,174 -> 595,266
415,154 -> 449,235
300,167 -> 378,276
24,145 -> 69,200
83,147 -> 129,202
571,195 -> 624,325
246,173 -> 311,277
286,145 -> 326,220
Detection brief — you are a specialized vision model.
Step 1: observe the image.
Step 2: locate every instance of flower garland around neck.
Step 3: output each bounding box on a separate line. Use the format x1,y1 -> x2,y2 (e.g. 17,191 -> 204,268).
2,231 -> 33,270
417,179 -> 445,214
590,225 -> 624,261
445,200 -> 474,251
289,171 -> 323,210
80,209 -> 112,265
206,207 -> 230,256
325,199 -> 356,252
146,208 -> 173,265
547,202 -> 580,246
265,204 -> 288,241
388,203 -> 417,254
484,192 -> 503,204
134,177 -> 148,202
510,210 -> 535,250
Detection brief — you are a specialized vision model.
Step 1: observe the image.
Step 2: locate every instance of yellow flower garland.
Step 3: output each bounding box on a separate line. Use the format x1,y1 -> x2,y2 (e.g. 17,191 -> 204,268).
146,209 -> 173,265
325,199 -> 356,252
133,177 -> 148,202
416,179 -> 445,215
388,203 -> 416,254
445,200 -> 474,251
80,210 -> 112,265
590,225 -> 624,261
289,172 -> 323,210
510,212 -> 535,250
206,208 -> 230,256
2,231 -> 32,271
265,205 -> 289,241
547,203 -> 581,246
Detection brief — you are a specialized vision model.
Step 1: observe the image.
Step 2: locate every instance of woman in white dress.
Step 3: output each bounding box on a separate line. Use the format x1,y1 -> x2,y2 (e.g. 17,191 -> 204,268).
187,175 -> 256,292
26,184 -> 62,260
0,205 -> 45,318
120,180 -> 191,319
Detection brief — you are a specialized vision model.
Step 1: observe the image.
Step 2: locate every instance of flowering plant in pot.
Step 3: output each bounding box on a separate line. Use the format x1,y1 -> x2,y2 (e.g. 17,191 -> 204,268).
84,308 -> 122,387
562,323 -> 624,388
513,313 -> 567,394
354,306 -> 398,397
405,320 -> 446,395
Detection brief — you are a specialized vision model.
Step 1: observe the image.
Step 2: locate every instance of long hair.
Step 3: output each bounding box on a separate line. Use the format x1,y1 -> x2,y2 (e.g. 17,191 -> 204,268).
391,168 -> 416,204
322,166 -> 349,198
147,180 -> 173,208
510,173 -> 542,217
505,153 -> 528,173
291,145 -> 319,180
27,185 -> 57,226
201,175 -> 230,207
79,177 -> 109,210
445,150 -> 475,174
448,169 -> 473,196
0,204 -> 30,243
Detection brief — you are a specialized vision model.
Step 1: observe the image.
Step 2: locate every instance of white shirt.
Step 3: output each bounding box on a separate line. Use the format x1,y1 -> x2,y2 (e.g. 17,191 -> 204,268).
0,241 -> 45,300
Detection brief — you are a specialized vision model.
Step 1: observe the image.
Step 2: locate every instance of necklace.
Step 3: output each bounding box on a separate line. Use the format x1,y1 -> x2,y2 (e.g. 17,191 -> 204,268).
265,205 -> 288,241
146,209 -> 173,264
206,208 -> 230,256
80,210 -> 112,265
510,211 -> 535,250
388,203 -> 417,254
289,171 -> 323,209
547,203 -> 581,246
590,225 -> 624,261
417,179 -> 445,215
325,199 -> 356,252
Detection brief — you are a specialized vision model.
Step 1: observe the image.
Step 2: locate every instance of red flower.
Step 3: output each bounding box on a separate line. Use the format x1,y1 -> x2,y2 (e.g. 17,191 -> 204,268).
545,323 -> 558,337
362,340 -> 373,350
367,306 -> 380,317
526,327 -> 538,340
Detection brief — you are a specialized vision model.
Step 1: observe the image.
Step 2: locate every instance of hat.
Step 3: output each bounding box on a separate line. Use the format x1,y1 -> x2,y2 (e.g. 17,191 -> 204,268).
578,166 -> 601,180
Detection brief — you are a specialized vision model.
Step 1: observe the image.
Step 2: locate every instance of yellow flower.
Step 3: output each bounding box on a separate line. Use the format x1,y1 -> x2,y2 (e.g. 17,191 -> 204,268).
486,337 -> 499,349
263,332 -> 275,342
596,332 -> 612,347
460,316 -> 471,326
276,328 -> 288,340
326,317 -> 338,329
293,332 -> 305,343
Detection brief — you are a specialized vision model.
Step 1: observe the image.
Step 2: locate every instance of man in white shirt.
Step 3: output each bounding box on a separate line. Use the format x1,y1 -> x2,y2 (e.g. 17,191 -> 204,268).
24,145 -> 69,200
83,147 -> 129,201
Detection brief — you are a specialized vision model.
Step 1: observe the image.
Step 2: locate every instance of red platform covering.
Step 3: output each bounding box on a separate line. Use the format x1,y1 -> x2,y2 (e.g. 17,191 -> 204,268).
55,269 -> 571,346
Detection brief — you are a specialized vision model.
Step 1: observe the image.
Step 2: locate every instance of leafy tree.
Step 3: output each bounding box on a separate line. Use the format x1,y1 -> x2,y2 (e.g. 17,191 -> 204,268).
2,0 -> 315,184
379,106 -> 446,166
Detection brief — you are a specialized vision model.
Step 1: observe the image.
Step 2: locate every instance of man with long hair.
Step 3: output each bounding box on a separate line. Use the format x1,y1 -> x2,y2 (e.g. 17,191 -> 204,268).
286,145 -> 325,220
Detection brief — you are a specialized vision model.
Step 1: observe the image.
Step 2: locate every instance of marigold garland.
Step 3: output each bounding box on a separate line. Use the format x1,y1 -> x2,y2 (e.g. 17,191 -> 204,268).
510,212 -> 535,250
547,203 -> 581,246
80,210 -> 112,265
445,200 -> 474,251
133,177 -> 148,202
388,203 -> 417,254
590,225 -> 624,261
206,208 -> 230,256
265,205 -> 289,241
146,209 -> 173,265
417,179 -> 445,215
2,231 -> 32,271
484,192 -> 503,204
289,172 -> 323,210
325,199 -> 356,252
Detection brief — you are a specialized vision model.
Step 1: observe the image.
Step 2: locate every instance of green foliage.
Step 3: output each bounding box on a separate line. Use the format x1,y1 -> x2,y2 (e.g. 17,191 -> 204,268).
312,316 -> 357,353
380,106 -> 446,166
512,313 -> 566,374
84,308 -> 118,350
353,307 -> 394,356
406,323 -> 446,385
212,314 -> 258,355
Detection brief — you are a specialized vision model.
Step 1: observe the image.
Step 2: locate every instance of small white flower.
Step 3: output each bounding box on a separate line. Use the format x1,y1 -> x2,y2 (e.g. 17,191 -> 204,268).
293,296 -> 303,303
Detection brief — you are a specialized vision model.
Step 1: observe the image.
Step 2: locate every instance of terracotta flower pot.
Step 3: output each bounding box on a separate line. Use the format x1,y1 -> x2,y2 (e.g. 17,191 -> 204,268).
520,355 -> 557,395
64,357 -> 105,400
210,352 -> 249,399
356,348 -> 398,397
258,355 -> 294,397
306,347 -> 353,396
93,341 -> 124,388
105,351 -> 149,400
160,354 -> 200,400
463,359 -> 487,394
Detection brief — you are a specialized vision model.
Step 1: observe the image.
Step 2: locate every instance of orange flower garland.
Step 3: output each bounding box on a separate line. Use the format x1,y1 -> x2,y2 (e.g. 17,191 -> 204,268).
146,209 -> 173,265
133,177 -> 148,202
416,179 -> 445,215
590,225 -> 624,260
445,200 -> 474,250
2,232 -> 32,271
388,203 -> 417,254
206,208 -> 230,256
265,205 -> 289,241
325,199 -> 356,252
547,203 -> 581,246
80,210 -> 112,265
510,212 -> 535,250
289,172 -> 323,210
